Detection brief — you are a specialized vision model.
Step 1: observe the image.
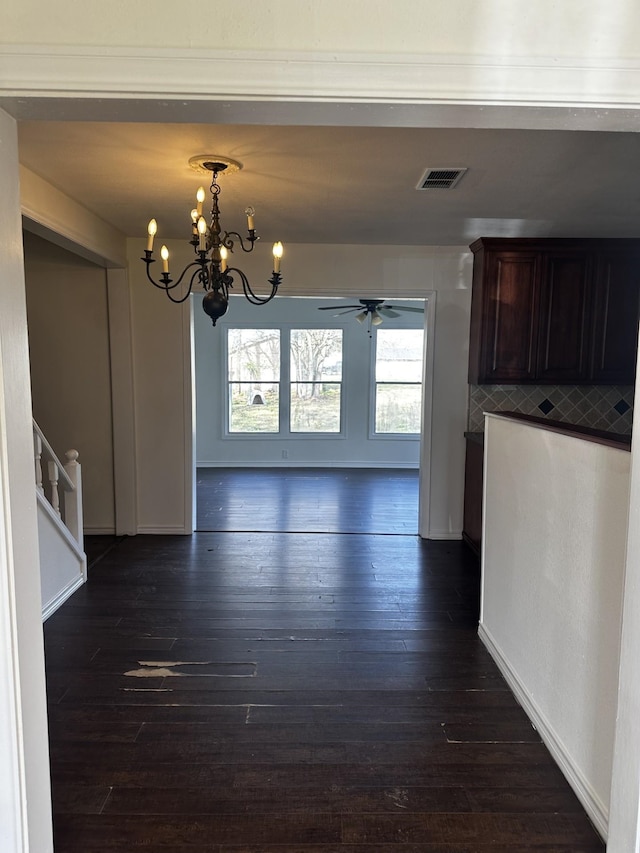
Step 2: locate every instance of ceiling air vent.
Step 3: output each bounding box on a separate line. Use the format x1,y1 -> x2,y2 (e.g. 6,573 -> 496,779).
416,167 -> 467,190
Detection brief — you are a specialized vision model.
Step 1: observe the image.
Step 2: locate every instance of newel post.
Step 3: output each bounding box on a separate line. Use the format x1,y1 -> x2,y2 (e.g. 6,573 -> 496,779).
63,449 -> 84,552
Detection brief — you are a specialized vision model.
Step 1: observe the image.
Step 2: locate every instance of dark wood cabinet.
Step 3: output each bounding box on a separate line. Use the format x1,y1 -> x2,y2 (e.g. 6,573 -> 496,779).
469,248 -> 539,383
536,250 -> 592,383
469,238 -> 640,385
590,247 -> 640,384
462,435 -> 483,557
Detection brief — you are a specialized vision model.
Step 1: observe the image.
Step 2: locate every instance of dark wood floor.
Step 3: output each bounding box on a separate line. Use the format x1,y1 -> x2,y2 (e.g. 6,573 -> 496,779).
196,467 -> 419,533
47,470 -> 604,852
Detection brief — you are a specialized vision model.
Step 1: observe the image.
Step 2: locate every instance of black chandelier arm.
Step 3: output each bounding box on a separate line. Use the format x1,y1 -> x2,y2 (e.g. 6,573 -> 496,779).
143,256 -> 208,293
222,230 -> 258,254
227,266 -> 281,306
163,266 -> 212,304
142,258 -> 211,303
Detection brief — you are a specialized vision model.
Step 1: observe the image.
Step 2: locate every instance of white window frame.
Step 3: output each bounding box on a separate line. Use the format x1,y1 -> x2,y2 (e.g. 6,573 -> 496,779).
223,324 -> 346,438
225,326 -> 282,436
369,326 -> 425,440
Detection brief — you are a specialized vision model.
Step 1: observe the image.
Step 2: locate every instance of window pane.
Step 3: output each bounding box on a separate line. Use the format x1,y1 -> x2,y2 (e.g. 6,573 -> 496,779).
290,329 -> 343,381
229,383 -> 280,433
291,383 -> 341,433
376,329 -> 424,382
228,329 -> 280,381
289,330 -> 343,433
227,329 -> 281,433
375,384 -> 422,434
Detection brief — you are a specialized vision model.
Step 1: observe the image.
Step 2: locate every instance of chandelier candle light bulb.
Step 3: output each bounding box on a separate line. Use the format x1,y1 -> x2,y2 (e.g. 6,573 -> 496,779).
197,216 -> 207,251
147,218 -> 157,251
160,245 -> 169,273
273,242 -> 283,273
141,155 -> 283,326
196,186 -> 205,217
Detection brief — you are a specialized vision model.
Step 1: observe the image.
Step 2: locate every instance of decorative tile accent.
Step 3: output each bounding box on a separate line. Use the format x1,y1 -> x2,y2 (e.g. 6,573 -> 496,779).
468,384 -> 635,434
614,399 -> 631,416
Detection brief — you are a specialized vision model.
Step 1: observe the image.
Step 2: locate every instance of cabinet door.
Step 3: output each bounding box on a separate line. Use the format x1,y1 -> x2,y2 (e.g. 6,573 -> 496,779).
478,251 -> 539,383
590,249 -> 640,384
536,251 -> 592,383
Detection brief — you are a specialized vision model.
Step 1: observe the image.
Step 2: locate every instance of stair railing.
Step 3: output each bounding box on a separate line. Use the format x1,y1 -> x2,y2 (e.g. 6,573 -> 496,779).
33,419 -> 84,552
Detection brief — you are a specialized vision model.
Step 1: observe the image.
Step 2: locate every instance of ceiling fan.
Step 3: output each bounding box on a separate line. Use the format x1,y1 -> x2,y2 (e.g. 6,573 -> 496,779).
318,299 -> 424,335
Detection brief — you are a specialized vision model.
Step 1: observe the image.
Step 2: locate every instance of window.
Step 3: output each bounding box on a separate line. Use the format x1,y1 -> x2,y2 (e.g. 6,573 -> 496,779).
227,328 -> 280,433
226,327 -> 343,434
374,329 -> 424,434
290,329 -> 343,433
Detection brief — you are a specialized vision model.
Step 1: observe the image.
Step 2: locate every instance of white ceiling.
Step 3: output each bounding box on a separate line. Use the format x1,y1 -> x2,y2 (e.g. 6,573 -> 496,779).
16,120 -> 640,247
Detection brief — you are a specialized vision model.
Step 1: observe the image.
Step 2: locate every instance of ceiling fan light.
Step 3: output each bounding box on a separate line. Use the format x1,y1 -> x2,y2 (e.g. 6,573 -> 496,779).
355,311 -> 367,324
371,312 -> 384,326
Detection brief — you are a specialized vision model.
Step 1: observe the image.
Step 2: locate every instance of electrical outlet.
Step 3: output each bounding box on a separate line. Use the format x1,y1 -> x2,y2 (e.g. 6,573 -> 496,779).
282,450 -> 288,459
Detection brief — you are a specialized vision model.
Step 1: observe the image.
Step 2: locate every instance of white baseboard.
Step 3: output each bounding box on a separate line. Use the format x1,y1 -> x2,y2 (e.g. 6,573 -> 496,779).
137,526 -> 192,535
42,574 -> 85,622
84,526 -> 116,535
426,531 -> 462,540
478,622 -> 608,841
196,461 -> 419,469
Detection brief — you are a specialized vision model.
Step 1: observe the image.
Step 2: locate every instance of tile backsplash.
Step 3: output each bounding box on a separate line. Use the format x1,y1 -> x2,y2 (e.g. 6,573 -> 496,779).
468,384 -> 634,434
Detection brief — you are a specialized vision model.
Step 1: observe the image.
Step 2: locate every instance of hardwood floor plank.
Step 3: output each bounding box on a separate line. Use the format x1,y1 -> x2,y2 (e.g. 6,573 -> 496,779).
220,846 -> 601,853
340,813 -> 603,846
53,813 -> 343,848
100,784 -> 472,816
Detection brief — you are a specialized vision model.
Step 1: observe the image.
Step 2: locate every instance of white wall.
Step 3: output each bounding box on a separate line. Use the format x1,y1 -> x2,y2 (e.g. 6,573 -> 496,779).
127,239 -> 193,534
195,295 -> 423,469
479,413 -> 631,839
0,107 -> 53,853
608,340 -> 640,853
2,0 -> 638,60
24,232 -> 116,533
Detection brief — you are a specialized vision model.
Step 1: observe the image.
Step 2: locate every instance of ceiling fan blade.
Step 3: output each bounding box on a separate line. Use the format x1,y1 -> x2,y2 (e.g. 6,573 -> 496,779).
384,304 -> 425,314
318,304 -> 362,311
378,308 -> 401,318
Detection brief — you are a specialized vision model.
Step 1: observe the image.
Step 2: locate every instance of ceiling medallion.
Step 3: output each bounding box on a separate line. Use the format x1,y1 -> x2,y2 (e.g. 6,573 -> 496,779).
188,154 -> 242,176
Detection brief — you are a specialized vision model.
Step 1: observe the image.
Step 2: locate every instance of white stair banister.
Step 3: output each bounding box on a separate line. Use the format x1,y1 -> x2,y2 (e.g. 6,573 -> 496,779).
34,431 -> 44,493
32,419 -> 87,622
32,420 -> 83,551
47,459 -> 61,517
63,450 -> 84,552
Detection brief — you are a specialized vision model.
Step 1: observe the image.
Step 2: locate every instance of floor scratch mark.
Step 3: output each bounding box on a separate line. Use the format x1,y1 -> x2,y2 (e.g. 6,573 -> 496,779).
385,787 -> 409,809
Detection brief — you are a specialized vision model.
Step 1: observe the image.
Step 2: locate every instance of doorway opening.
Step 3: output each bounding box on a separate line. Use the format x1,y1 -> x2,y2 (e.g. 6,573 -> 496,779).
192,295 -> 435,536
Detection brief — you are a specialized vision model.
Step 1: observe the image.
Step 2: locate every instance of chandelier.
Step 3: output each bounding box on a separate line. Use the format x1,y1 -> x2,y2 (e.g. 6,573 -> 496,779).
141,156 -> 283,326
